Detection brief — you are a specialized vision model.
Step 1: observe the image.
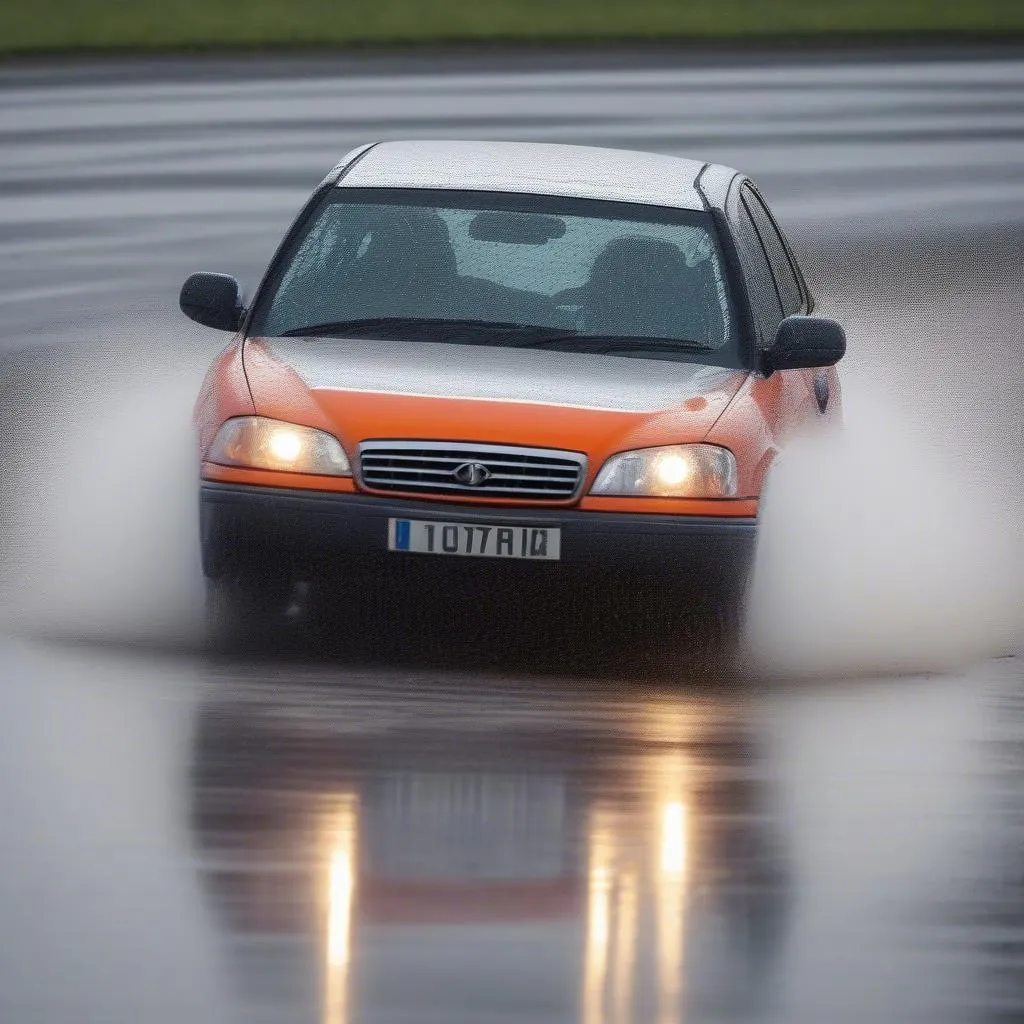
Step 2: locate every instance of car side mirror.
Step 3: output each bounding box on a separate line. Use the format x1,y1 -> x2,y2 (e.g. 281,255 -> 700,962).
764,315 -> 846,373
180,272 -> 244,332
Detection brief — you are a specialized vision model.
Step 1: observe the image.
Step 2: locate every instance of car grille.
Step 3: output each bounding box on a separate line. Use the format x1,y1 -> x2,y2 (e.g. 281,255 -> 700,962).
358,441 -> 586,500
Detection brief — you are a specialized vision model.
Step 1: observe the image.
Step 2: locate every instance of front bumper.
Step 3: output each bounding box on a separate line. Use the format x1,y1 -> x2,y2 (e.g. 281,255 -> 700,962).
200,482 -> 757,590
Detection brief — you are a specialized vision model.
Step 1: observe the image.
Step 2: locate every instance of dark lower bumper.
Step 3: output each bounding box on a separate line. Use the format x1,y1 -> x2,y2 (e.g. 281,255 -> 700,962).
200,482 -> 757,590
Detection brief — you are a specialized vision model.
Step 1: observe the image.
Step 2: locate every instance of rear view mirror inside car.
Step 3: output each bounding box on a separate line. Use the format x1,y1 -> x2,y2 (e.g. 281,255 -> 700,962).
468,211 -> 566,244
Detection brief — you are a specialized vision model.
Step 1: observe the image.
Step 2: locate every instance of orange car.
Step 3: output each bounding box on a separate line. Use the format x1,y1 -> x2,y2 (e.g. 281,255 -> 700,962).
185,141 -> 844,638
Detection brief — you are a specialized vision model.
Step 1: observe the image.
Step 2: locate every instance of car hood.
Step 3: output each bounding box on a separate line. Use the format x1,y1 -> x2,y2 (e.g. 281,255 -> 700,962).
244,336 -> 747,456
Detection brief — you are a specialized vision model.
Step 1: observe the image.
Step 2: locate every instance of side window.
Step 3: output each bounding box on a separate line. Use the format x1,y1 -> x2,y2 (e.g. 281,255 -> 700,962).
734,199 -> 783,347
741,185 -> 803,315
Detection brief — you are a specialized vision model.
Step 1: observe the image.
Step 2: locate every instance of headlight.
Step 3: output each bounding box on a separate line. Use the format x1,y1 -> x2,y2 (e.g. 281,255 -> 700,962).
208,417 -> 351,476
591,444 -> 737,498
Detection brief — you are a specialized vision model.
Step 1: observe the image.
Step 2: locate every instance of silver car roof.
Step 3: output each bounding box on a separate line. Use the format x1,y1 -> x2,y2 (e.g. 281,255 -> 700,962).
332,140 -> 736,212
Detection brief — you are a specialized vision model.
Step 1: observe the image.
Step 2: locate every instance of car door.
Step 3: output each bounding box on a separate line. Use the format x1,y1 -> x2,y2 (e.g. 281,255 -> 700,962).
739,183 -> 838,423
726,180 -> 812,450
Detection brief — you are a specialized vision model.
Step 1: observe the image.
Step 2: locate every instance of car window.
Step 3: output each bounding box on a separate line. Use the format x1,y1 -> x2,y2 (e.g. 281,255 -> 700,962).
733,199 -> 783,347
253,189 -> 738,362
740,185 -> 803,316
436,207 -> 721,300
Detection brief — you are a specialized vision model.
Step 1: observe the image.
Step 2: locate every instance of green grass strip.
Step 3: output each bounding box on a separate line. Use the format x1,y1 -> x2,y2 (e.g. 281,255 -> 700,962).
2,0 -> 1023,55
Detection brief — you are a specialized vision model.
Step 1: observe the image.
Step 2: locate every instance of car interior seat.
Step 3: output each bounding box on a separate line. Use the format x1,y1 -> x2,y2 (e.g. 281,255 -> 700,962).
342,208 -> 461,319
565,235 -> 715,344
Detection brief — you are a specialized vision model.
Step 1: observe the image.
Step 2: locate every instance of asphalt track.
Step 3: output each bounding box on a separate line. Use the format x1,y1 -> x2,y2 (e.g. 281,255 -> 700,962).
0,52 -> 1023,1024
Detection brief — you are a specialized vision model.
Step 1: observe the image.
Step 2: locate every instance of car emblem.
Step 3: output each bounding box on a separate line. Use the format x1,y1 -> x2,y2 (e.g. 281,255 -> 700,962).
453,462 -> 491,486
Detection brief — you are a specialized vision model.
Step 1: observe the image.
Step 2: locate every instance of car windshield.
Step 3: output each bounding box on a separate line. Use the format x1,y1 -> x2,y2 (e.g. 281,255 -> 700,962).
251,188 -> 737,365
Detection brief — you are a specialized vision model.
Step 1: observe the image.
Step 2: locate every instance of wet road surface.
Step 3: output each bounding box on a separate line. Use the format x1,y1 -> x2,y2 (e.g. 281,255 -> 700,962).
1,641 -> 1021,1024
0,51 -> 1022,1024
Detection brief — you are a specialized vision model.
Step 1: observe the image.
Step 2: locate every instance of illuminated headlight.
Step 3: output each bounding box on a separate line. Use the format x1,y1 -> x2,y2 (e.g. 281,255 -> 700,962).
208,417 -> 351,476
591,444 -> 737,498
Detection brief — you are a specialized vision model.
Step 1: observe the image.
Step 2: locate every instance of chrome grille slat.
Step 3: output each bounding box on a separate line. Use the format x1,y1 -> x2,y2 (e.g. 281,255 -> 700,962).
485,472 -> 579,483
363,467 -> 576,484
370,483 -> 573,497
364,466 -> 469,477
361,454 -> 580,468
358,440 -> 586,501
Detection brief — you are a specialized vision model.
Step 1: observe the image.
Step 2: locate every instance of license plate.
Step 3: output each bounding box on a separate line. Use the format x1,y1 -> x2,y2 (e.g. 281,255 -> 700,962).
388,519 -> 561,560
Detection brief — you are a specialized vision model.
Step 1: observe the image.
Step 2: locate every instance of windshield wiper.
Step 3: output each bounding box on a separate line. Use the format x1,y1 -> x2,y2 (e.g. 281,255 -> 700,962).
279,321 -> 715,359
280,317 -> 561,338
518,334 -> 713,355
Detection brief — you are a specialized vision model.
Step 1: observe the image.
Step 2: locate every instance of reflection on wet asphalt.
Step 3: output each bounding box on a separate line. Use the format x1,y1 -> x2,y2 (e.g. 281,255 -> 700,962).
0,638 -> 1019,1023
